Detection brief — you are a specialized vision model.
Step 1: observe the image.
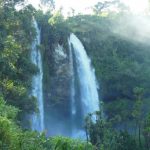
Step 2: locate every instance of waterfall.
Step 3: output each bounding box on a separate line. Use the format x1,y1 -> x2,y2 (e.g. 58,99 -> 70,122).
31,20 -> 44,132
69,40 -> 76,116
69,33 -> 99,138
30,31 -> 99,136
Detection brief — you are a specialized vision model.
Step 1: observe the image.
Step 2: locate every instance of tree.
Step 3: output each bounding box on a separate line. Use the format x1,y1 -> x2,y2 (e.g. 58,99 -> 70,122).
93,0 -> 129,15
132,87 -> 144,148
93,0 -> 119,15
143,114 -> 150,150
0,0 -> 38,124
41,0 -> 55,10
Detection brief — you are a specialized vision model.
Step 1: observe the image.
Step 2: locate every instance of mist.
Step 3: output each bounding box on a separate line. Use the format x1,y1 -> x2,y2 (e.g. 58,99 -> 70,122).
112,14 -> 150,45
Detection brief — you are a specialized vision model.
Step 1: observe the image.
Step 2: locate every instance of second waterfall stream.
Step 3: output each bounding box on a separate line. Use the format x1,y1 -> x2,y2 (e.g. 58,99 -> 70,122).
69,33 -> 99,138
31,20 -> 44,132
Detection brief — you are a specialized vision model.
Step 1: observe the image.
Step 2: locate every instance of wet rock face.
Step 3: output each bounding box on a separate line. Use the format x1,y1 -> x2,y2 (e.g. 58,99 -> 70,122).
44,44 -> 72,136
51,44 -> 71,112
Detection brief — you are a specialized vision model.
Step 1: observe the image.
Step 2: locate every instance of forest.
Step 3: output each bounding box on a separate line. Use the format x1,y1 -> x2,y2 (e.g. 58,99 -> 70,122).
0,0 -> 150,149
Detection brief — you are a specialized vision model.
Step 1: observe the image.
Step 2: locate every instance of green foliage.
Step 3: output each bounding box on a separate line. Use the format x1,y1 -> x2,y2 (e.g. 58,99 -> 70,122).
48,10 -> 64,26
0,0 -> 38,123
48,10 -> 70,44
47,136 -> 94,150
85,112 -> 139,150
0,96 -> 20,150
143,114 -> 150,149
0,116 -> 19,149
0,97 -> 18,120
104,99 -> 132,125
114,131 -> 138,150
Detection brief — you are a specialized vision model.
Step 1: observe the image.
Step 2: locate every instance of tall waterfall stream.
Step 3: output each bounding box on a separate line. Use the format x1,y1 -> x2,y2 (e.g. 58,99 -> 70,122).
31,21 -> 44,132
69,33 -> 99,138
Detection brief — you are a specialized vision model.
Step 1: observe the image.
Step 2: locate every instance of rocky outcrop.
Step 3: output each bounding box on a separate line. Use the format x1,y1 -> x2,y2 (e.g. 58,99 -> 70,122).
43,43 -> 72,136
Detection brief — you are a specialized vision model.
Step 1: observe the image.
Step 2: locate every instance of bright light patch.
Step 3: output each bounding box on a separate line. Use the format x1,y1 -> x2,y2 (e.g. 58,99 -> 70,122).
122,0 -> 149,13
54,0 -> 100,15
27,0 -> 149,15
26,0 -> 41,9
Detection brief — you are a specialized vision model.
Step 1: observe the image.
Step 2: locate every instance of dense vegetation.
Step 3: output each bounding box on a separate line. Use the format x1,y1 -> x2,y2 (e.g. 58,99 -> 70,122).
1,0 -> 150,149
0,0 -> 93,149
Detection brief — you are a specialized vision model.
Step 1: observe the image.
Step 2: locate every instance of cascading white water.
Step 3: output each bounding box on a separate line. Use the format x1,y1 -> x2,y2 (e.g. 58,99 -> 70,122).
69,33 -> 99,138
69,40 -> 76,116
31,20 -> 44,132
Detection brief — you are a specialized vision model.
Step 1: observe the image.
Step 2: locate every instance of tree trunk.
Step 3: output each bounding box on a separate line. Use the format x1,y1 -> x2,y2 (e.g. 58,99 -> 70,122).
138,123 -> 142,148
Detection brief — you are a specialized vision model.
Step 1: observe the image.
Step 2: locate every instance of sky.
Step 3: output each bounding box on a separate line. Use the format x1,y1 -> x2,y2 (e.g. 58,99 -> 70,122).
27,0 -> 149,15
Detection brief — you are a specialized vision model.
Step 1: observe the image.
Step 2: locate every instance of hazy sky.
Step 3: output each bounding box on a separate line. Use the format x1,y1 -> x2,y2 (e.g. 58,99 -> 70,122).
27,0 -> 149,15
